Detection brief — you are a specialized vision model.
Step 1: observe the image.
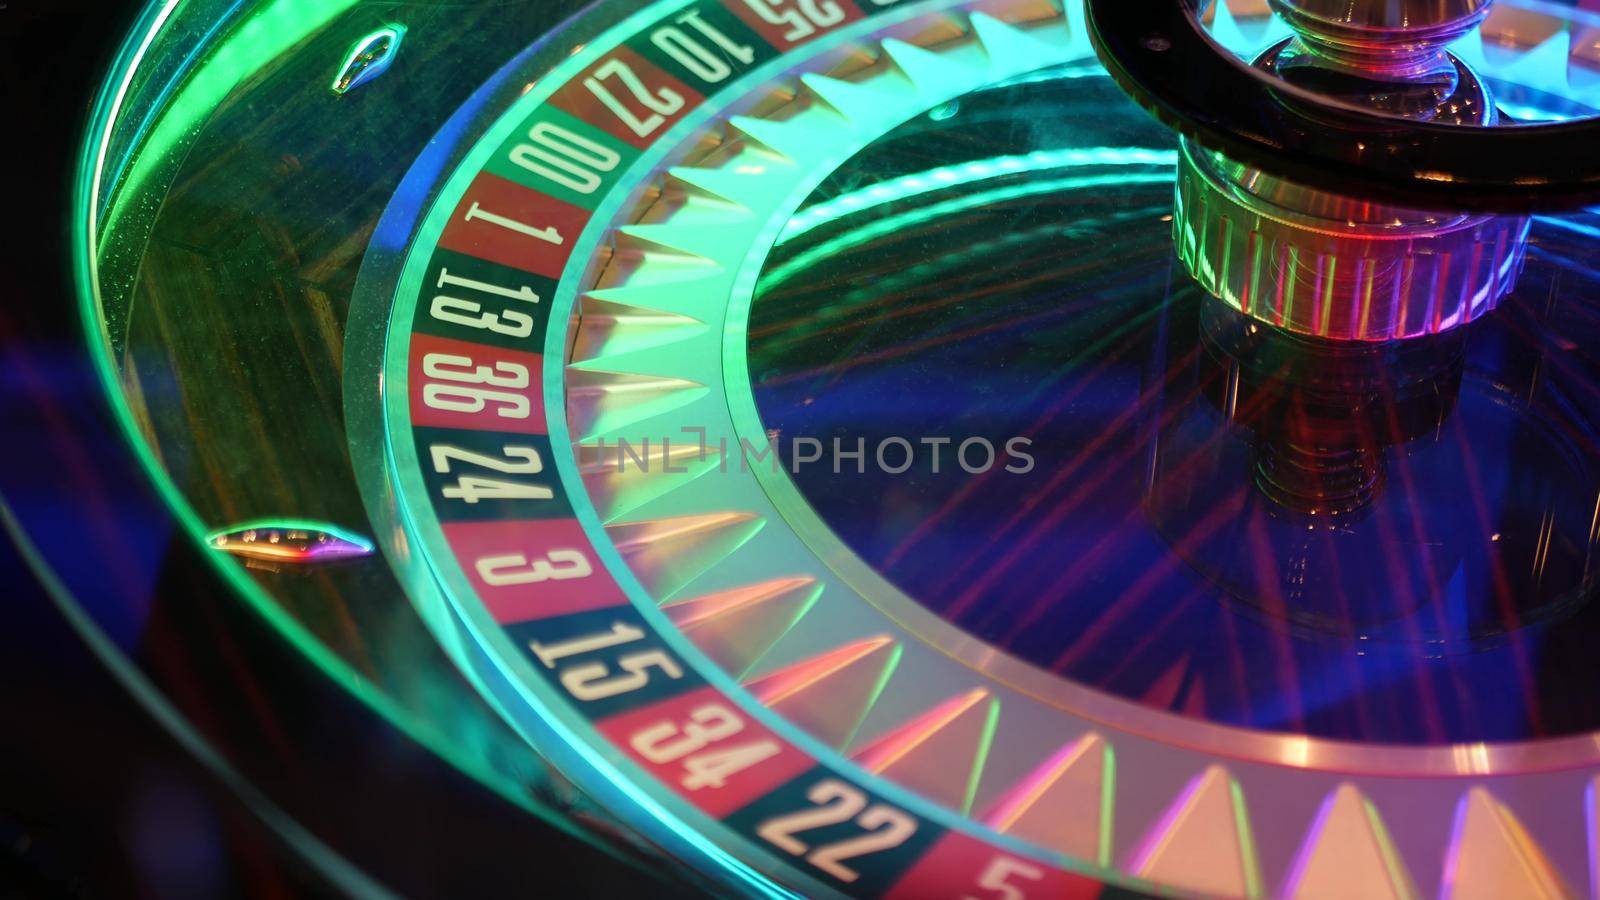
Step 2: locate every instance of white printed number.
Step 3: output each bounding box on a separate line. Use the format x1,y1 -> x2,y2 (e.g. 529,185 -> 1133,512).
509,122 -> 621,194
421,352 -> 531,420
965,856 -> 1047,900
462,202 -> 563,246
740,0 -> 845,41
585,58 -> 685,138
431,294 -> 533,337
757,780 -> 917,883
629,703 -> 780,791
430,267 -> 543,338
650,12 -> 755,84
527,623 -> 684,702
476,549 -> 591,586
429,444 -> 551,504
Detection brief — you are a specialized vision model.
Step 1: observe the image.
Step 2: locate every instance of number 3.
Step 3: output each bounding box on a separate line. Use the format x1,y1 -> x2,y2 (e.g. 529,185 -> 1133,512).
476,549 -> 591,586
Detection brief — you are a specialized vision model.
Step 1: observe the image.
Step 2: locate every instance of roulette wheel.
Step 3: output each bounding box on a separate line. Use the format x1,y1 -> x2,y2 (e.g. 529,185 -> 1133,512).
14,0 -> 1600,893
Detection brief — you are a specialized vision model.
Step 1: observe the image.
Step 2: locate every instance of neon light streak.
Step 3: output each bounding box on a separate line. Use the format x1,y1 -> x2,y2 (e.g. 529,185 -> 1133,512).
95,0 -> 363,246
852,688 -> 998,814
205,518 -> 375,563
747,636 -> 896,706
777,147 -> 1178,244
764,170 -> 1174,292
983,733 -> 1114,866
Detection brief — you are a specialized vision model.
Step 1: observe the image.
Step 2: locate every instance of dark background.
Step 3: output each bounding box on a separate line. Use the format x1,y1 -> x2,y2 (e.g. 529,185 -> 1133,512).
0,3 -> 689,897
0,1 -> 338,895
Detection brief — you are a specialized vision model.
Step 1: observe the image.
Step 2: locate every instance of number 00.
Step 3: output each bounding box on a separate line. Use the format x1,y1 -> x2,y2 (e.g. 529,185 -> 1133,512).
508,122 -> 621,194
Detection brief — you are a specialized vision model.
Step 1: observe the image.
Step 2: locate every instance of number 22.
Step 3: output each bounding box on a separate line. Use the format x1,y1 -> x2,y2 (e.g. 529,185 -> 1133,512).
756,779 -> 916,883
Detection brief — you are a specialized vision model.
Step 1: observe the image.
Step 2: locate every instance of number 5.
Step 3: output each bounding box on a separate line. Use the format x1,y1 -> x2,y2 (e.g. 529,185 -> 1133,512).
965,856 -> 1046,900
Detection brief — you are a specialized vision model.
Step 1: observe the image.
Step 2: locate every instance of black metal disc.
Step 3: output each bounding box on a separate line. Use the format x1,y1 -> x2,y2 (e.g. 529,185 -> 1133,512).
1085,0 -> 1600,212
